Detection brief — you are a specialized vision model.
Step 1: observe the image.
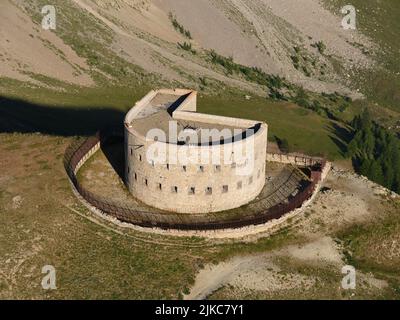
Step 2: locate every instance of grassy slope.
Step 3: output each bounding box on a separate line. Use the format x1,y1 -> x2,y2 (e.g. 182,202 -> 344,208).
4,82 -> 398,299
3,0 -> 355,159
199,95 -> 348,159
324,0 -> 400,113
337,197 -> 400,285
0,79 -> 362,299
0,132 -> 301,299
0,77 -> 348,159
321,0 -> 400,299
0,79 -> 149,136
0,134 -> 199,299
2,132 -> 397,299
21,0 -> 152,87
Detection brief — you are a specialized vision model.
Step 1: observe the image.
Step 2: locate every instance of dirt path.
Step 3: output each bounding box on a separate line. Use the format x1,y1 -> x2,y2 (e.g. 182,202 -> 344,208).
185,235 -> 388,300
184,237 -> 338,300
185,168 -> 397,300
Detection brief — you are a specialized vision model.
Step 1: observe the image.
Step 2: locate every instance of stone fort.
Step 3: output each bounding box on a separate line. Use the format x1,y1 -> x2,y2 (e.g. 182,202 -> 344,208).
124,89 -> 268,213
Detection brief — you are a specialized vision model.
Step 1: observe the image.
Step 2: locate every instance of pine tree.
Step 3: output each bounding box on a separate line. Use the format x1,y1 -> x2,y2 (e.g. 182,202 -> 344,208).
359,158 -> 371,177
347,109 -> 400,193
363,128 -> 375,159
369,161 -> 384,185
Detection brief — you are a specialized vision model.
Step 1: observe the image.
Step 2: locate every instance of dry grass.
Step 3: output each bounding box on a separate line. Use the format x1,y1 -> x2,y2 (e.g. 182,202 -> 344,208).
0,134 -> 205,299
1,133 -> 399,299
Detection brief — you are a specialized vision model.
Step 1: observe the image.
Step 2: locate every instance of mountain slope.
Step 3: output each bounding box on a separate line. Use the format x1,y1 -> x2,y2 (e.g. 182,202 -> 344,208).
0,0 -> 93,86
2,0 -> 376,98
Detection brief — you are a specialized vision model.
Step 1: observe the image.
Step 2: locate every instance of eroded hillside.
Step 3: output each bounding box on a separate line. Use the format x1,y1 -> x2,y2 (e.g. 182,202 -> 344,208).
1,0 -> 377,97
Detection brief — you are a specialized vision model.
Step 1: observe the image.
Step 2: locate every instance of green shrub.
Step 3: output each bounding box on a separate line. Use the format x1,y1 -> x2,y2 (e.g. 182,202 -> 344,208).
208,50 -> 288,91
348,109 -> 400,193
277,137 -> 290,153
169,13 -> 192,39
178,42 -> 196,54
313,41 -> 326,54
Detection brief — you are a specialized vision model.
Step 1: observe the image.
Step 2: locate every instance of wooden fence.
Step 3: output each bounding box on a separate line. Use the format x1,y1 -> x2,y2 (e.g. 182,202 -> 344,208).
64,129 -> 326,231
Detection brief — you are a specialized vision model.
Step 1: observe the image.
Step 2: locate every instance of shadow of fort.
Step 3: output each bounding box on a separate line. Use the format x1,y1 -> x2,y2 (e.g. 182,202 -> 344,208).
0,95 -> 126,179
0,95 -> 126,136
1,95 -> 353,177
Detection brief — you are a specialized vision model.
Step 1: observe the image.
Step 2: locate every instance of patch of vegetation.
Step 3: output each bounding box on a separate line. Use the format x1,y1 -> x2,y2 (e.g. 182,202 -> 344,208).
198,94 -> 347,159
290,46 -> 326,78
206,50 -> 355,124
347,109 -> 400,193
311,41 -> 326,55
323,0 -> 400,113
292,88 -> 353,121
178,42 -> 196,55
22,0 -> 154,87
0,79 -> 150,136
169,13 -> 192,39
208,50 -> 291,98
337,198 -> 400,299
21,72 -> 75,89
275,137 -> 290,153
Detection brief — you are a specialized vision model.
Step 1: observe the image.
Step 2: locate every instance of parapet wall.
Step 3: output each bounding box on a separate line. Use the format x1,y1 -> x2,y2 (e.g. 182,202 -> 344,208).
172,110 -> 259,129
267,153 -> 323,167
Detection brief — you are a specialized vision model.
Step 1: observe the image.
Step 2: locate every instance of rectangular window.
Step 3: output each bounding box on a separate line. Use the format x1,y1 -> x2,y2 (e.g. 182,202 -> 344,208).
172,186 -> 178,193
189,187 -> 195,195
183,166 -> 187,172
199,166 -> 204,172
206,187 -> 212,195
222,185 -> 228,193
167,164 -> 170,170
130,148 -> 133,156
134,173 -> 137,181
139,154 -> 142,161
158,183 -> 162,190
215,165 -> 221,172
145,179 -> 148,186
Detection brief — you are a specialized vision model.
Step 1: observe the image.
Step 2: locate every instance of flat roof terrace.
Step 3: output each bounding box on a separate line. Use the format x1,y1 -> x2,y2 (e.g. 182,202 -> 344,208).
125,89 -> 264,145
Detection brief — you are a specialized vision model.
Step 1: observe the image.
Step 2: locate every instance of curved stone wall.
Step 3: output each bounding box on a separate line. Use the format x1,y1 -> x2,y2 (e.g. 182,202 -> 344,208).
124,125 -> 268,213
123,89 -> 269,214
